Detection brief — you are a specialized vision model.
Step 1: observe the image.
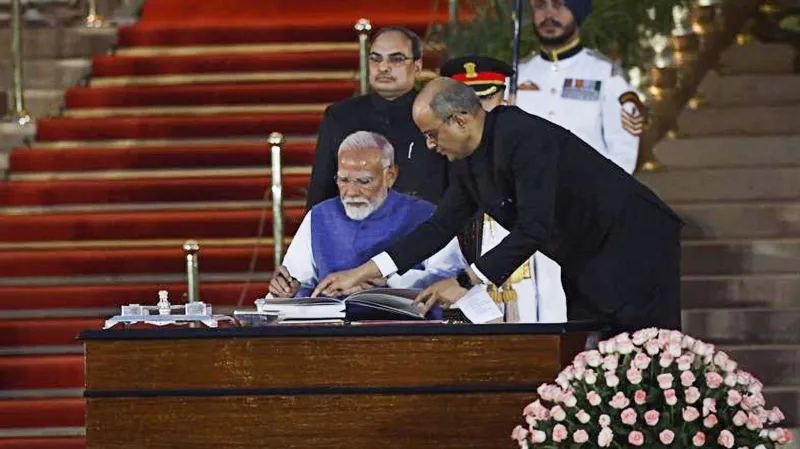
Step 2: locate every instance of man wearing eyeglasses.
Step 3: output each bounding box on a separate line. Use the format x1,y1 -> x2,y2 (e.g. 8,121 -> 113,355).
270,131 -> 466,299
305,26 -> 449,210
312,79 -> 683,333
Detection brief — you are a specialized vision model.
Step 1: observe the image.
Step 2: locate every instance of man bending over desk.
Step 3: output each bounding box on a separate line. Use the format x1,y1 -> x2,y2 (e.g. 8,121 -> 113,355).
269,131 -> 467,298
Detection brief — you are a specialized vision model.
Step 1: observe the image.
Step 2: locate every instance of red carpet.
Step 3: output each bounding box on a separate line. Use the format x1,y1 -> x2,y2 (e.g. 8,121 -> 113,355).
65,82 -> 356,109
0,175 -> 310,207
36,113 -> 322,141
10,142 -> 316,172
0,355 -> 84,390
0,283 -> 268,311
0,0 -> 467,440
0,208 -> 304,242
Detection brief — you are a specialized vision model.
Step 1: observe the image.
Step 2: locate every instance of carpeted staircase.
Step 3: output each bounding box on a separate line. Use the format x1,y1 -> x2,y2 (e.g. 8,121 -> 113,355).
0,0 -> 460,446
1,0 -> 799,446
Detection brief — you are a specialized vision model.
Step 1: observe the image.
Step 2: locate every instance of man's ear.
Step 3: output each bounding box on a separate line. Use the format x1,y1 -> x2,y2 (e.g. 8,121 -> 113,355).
452,113 -> 470,129
413,59 -> 423,74
385,165 -> 399,188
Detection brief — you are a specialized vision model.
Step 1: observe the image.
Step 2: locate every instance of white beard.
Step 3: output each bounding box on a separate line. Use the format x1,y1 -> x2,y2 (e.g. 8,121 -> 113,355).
342,190 -> 387,221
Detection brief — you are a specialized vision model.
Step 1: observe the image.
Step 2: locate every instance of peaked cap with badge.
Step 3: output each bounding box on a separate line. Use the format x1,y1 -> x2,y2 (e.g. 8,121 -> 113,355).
440,56 -> 515,98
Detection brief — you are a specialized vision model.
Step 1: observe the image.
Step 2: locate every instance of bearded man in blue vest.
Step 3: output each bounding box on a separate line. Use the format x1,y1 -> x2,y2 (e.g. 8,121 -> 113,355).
268,130 -> 467,300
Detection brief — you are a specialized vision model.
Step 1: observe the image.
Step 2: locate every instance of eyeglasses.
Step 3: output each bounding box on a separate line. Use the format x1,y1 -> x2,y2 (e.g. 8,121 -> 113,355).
368,53 -> 414,66
422,114 -> 454,144
334,166 -> 392,188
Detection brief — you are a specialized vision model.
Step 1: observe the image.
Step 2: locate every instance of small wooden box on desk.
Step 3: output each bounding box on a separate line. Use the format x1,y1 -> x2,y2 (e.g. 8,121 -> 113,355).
80,322 -> 599,449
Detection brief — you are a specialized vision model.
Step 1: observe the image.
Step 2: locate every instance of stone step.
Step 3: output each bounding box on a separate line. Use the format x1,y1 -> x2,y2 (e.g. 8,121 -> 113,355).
655,135 -> 800,168
722,345 -> 800,387
683,307 -> 800,344
4,89 -> 64,118
639,167 -> 800,202
677,104 -> 800,137
718,42 -> 796,75
698,70 -> 800,107
0,26 -> 116,59
682,239 -> 800,276
681,273 -> 800,309
0,59 -> 90,89
676,201 -> 800,240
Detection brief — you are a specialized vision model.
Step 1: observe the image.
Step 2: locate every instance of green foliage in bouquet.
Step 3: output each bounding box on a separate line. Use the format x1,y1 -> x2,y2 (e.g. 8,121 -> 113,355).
437,0 -> 689,69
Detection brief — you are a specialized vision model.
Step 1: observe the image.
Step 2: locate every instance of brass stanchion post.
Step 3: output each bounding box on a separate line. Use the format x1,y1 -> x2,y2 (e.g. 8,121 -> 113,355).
5,0 -> 31,126
448,0 -> 459,25
355,18 -> 372,95
269,132 -> 285,270
83,0 -> 107,28
183,240 -> 200,303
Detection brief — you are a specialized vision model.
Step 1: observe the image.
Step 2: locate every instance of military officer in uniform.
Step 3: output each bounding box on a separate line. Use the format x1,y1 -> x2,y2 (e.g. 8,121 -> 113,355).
306,26 -> 449,210
441,56 -> 538,323
312,78 -> 682,334
510,0 -> 647,323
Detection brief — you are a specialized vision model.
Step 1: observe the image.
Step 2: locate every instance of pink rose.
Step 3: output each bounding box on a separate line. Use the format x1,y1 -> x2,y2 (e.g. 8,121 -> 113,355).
660,429 -> 675,445
644,339 -> 660,355
586,390 -> 602,406
658,373 -> 674,389
531,430 -> 546,443
685,387 -> 701,404
562,390 -> 577,407
552,424 -> 568,443
683,406 -> 701,422
706,372 -> 724,389
584,369 -> 598,385
667,341 -> 682,357
609,392 -> 630,409
703,398 -> 717,416
523,400 -> 549,420
664,389 -> 677,406
680,371 -> 696,387
576,409 -> 591,424
737,371 -> 753,386
598,339 -> 615,354
733,411 -> 748,426
627,367 -> 643,385
724,374 -> 738,388
677,354 -> 693,371
617,339 -> 635,354
598,427 -> 614,447
782,428 -> 793,444
644,410 -> 660,426
713,351 -> 729,368
718,430 -> 735,448
746,413 -> 762,430
768,407 -> 785,424
511,426 -> 528,441
628,431 -> 645,446
550,405 -> 567,421
727,390 -> 743,407
598,414 -> 611,427
573,429 -> 589,444
693,432 -> 706,447
724,359 -> 738,372
621,407 -> 637,425
704,414 -> 718,428
633,352 -> 652,369
605,371 -> 620,387
634,389 -> 647,405
660,352 -> 675,368
585,350 -> 603,367
602,354 -> 619,371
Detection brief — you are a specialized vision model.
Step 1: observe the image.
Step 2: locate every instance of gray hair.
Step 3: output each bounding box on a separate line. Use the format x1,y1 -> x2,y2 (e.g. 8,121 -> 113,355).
337,131 -> 395,167
429,78 -> 482,121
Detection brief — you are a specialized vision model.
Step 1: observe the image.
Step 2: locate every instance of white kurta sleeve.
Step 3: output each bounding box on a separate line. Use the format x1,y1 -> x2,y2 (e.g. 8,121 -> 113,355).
600,72 -> 641,174
281,211 -> 318,289
386,237 -> 467,289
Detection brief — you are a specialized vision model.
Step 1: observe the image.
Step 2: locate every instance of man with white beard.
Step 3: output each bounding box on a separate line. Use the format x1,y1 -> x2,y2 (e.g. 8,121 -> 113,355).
268,131 -> 466,299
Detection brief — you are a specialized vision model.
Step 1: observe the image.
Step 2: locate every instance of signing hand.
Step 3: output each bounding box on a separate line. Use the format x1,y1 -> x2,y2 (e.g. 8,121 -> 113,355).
413,277 -> 467,315
268,266 -> 300,297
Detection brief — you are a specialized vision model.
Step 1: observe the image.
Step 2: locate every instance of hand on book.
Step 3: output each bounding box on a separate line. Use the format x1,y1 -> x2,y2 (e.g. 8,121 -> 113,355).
312,262 -> 382,298
269,266 -> 301,298
413,278 -> 467,315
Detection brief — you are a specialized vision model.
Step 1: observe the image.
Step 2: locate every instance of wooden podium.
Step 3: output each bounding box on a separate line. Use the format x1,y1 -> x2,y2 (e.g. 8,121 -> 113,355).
80,322 -> 598,448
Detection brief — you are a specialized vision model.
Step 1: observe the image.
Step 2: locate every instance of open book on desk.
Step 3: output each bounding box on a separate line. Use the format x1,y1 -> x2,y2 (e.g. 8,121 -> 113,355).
254,288 -> 431,321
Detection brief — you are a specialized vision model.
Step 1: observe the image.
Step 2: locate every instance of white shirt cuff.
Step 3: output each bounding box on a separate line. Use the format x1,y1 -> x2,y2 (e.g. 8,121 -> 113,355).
371,252 -> 399,277
470,263 -> 491,285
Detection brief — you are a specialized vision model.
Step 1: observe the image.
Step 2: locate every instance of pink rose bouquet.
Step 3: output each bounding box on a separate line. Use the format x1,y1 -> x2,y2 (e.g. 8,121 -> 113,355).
512,329 -> 793,448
